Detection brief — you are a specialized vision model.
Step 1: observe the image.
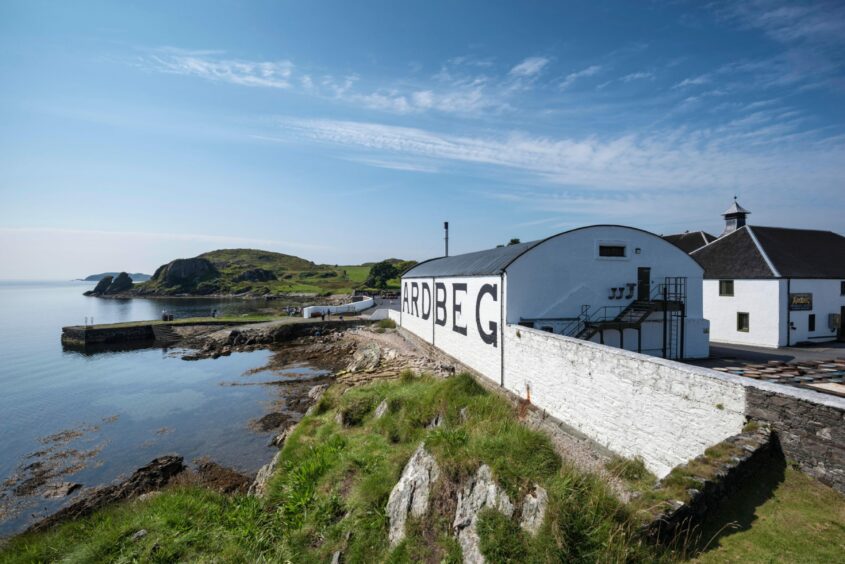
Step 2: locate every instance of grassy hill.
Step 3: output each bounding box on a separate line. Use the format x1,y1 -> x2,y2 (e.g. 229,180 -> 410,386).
134,249 -> 410,296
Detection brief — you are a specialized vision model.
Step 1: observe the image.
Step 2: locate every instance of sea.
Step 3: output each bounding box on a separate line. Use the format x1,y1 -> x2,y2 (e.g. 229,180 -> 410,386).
0,280 -> 323,537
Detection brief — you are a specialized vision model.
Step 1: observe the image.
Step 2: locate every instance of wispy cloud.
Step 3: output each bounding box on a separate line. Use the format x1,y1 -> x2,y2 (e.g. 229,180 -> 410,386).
146,48 -> 293,88
509,56 -> 550,77
621,71 -> 654,82
714,0 -> 845,47
559,65 -> 602,90
272,117 -> 845,195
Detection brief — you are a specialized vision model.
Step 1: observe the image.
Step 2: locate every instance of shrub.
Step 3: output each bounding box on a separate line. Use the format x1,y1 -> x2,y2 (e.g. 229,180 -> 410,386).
377,318 -> 397,329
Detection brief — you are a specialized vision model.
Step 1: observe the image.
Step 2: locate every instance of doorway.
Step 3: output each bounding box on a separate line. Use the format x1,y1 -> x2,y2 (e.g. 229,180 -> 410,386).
638,267 -> 651,301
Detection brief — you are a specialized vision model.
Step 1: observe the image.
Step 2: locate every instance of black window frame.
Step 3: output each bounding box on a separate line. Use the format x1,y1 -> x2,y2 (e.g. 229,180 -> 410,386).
598,245 -> 626,258
809,314 -> 816,332
841,281 -> 845,296
719,280 -> 734,297
737,312 -> 750,332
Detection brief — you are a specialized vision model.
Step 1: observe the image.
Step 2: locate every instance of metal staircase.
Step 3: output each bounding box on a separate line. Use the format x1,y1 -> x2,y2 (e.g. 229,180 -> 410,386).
562,277 -> 688,359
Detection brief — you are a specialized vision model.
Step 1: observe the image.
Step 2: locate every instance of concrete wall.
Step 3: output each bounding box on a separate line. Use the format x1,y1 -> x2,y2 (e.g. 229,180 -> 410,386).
302,297 -> 374,319
786,279 -> 845,345
704,279 -> 784,347
501,324 -> 746,477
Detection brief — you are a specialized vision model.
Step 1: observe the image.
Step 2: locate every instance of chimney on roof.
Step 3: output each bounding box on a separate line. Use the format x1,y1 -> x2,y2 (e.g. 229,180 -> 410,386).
721,197 -> 750,236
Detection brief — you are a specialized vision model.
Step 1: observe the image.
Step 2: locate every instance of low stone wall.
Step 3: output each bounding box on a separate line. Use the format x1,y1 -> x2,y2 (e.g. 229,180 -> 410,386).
61,324 -> 155,345
302,297 -> 375,319
745,384 -> 845,492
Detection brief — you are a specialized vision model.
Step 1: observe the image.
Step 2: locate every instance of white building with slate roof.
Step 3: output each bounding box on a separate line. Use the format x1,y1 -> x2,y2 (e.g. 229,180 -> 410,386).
399,224 -> 710,387
692,202 -> 845,348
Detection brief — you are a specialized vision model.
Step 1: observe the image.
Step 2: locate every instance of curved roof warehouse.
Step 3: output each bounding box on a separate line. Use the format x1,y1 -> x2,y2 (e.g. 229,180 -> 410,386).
400,224 -> 710,364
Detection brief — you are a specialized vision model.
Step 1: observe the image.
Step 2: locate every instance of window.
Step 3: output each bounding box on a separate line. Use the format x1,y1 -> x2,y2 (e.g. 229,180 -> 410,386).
809,314 -> 816,332
719,280 -> 734,296
737,312 -> 750,332
841,281 -> 845,295
599,245 -> 626,257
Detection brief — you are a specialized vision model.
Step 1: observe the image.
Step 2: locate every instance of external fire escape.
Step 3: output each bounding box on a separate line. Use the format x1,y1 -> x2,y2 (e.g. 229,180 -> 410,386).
559,277 -> 688,359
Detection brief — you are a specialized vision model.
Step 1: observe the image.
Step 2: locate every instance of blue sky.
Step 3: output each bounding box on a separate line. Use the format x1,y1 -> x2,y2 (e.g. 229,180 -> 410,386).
1,0 -> 844,278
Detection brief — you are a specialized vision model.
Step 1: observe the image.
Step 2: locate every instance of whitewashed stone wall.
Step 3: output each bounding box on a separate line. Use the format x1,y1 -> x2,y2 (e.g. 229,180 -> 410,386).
501,324 -> 746,478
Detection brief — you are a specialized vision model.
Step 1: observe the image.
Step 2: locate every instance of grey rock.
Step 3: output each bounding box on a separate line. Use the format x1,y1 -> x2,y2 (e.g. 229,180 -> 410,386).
331,550 -> 342,564
249,450 -> 282,498
131,529 -> 148,541
519,485 -> 548,535
459,407 -> 469,422
453,465 -> 514,564
347,342 -> 381,372
42,482 -> 82,499
374,399 -> 389,419
270,427 -> 291,448
386,443 -> 441,547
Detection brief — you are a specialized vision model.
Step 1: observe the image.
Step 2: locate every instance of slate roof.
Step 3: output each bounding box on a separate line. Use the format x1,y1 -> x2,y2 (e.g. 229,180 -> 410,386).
402,240 -> 541,278
691,226 -> 845,279
663,231 -> 717,254
752,226 -> 845,278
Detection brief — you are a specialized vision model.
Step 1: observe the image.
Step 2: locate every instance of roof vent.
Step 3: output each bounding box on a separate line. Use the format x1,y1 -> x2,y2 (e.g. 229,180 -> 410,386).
721,197 -> 750,236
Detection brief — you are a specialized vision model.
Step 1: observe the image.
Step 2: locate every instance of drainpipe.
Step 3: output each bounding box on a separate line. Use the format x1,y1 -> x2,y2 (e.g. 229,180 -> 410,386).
786,278 -> 791,347
500,273 -> 505,388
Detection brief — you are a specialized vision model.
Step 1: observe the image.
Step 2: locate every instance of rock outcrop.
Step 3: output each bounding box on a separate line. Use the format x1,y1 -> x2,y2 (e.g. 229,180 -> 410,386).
27,456 -> 185,533
234,268 -> 277,282
453,465 -> 514,563
104,272 -> 133,294
148,258 -> 220,292
249,450 -> 282,498
386,443 -> 441,547
519,485 -> 548,535
347,342 -> 381,372
86,276 -> 113,295
83,271 -> 135,296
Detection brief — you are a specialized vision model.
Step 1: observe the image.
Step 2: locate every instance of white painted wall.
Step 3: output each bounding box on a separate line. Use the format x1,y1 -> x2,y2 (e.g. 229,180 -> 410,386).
400,275 -> 502,383
502,324 -> 746,477
786,279 -> 845,345
703,279 -> 784,348
302,297 -> 375,319
505,226 -> 709,358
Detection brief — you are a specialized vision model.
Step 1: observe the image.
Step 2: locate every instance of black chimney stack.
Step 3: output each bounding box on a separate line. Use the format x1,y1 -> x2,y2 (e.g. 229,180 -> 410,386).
444,221 -> 449,257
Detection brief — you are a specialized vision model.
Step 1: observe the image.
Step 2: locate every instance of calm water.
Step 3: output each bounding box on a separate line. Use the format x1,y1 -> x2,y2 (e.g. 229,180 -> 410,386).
0,281 -> 320,537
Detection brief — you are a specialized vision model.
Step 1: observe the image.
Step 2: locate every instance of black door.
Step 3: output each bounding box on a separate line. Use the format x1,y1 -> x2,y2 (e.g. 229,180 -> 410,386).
840,306 -> 845,342
637,268 -> 651,301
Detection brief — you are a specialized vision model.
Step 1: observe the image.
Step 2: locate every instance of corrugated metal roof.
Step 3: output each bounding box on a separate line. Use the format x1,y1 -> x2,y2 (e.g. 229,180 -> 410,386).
403,240 -> 541,278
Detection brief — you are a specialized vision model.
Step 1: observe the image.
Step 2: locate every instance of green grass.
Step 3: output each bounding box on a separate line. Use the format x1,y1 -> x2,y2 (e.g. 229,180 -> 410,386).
694,467 -> 845,563
0,374 -> 658,563
5,375 -> 843,563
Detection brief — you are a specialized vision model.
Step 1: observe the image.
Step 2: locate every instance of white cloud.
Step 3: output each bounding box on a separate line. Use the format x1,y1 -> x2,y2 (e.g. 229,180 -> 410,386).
560,65 -> 602,90
274,117 -> 845,195
673,74 -> 711,88
621,71 -> 654,82
509,56 -> 550,77
147,49 -> 293,88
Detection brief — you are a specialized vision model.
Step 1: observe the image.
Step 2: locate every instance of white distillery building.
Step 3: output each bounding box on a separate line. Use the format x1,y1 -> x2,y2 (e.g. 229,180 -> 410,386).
691,203 -> 845,348
394,225 -> 741,478
400,225 -> 710,382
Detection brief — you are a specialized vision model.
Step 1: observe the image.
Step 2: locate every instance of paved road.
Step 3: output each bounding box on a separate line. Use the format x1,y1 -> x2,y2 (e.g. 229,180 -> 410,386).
689,340 -> 845,369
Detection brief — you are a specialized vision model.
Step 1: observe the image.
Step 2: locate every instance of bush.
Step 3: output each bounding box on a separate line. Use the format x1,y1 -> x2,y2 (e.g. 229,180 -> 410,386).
377,318 -> 397,329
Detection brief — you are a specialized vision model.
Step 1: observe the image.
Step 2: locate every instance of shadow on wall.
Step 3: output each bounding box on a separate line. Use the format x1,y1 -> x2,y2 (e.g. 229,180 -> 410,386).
692,436 -> 787,555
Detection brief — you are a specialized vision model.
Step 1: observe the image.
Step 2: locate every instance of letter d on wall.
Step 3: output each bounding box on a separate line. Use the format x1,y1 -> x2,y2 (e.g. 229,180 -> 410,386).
476,283 -> 498,347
